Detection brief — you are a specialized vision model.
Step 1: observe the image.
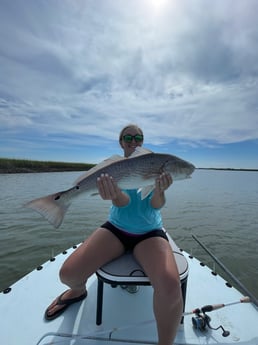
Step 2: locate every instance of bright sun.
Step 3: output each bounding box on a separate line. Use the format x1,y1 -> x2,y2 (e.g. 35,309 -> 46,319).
149,0 -> 168,11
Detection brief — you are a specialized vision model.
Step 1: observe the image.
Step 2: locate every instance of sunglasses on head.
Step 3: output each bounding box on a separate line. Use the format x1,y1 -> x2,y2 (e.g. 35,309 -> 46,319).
123,134 -> 144,143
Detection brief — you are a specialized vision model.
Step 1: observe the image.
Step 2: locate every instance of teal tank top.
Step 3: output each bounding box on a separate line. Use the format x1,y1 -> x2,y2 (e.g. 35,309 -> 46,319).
108,189 -> 163,234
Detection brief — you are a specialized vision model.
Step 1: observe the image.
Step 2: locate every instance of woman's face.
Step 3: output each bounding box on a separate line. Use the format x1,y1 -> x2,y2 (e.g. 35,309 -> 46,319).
120,126 -> 144,157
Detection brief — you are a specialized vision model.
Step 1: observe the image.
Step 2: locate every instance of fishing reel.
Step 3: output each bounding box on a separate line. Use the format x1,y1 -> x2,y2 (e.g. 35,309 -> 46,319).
192,307 -> 230,337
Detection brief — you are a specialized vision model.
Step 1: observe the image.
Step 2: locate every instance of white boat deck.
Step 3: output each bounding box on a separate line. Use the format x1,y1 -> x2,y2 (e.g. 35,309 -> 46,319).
0,244 -> 257,345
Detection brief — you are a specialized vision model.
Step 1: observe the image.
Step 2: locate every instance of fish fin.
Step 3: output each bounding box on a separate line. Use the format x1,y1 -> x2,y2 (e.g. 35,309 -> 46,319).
74,155 -> 125,185
137,185 -> 155,199
24,192 -> 71,228
129,147 -> 152,158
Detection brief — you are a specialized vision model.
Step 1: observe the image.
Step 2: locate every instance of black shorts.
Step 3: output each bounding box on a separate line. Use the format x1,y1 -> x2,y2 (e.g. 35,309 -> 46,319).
101,221 -> 168,251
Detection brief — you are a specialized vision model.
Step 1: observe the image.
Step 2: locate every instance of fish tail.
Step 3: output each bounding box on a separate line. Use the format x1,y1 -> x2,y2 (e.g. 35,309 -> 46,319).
25,191 -> 71,228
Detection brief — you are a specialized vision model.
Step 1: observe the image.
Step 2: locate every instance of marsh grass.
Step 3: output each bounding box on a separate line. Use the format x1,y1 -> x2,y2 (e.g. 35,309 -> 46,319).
0,158 -> 94,173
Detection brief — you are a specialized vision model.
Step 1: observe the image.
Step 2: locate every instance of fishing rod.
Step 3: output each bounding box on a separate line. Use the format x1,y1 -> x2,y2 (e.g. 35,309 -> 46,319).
183,296 -> 250,316
192,234 -> 258,307
184,296 -> 251,337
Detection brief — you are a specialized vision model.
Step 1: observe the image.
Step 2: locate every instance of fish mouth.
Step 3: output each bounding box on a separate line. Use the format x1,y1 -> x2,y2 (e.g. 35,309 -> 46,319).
187,165 -> 195,176
179,164 -> 195,178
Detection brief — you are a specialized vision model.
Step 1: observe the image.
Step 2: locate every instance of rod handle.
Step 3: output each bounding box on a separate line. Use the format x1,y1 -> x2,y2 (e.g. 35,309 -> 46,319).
202,304 -> 224,312
241,296 -> 251,303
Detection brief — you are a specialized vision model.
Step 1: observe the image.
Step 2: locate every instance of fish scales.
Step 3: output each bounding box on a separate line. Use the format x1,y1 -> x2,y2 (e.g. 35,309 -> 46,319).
75,154 -> 158,192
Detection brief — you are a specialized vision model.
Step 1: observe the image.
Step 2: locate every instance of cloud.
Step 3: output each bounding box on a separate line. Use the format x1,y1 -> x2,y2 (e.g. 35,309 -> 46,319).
0,0 -> 258,165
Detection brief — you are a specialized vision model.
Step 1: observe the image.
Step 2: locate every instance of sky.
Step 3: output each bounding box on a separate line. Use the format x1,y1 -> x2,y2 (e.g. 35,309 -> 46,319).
0,0 -> 258,169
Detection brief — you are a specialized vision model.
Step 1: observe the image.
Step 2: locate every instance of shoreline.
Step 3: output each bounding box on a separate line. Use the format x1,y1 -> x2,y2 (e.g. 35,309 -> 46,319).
197,167 -> 258,172
0,158 -> 257,174
0,158 -> 94,174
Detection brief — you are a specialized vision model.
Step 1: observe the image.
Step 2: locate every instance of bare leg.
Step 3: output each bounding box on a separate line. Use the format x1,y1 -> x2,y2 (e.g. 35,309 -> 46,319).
46,227 -> 124,317
133,237 -> 183,345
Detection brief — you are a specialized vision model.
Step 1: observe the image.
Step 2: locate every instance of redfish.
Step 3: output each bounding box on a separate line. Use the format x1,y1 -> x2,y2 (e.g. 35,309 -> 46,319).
25,147 -> 195,228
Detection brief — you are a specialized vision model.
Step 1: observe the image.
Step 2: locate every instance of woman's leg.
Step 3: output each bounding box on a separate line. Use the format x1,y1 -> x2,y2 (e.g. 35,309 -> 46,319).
133,237 -> 183,345
46,227 -> 125,317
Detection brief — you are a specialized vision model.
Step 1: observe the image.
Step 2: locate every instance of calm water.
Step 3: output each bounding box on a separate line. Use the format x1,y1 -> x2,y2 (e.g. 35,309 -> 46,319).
0,170 -> 257,298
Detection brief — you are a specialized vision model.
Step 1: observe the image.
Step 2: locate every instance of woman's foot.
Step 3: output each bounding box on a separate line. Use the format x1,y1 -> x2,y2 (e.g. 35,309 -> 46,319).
44,289 -> 87,321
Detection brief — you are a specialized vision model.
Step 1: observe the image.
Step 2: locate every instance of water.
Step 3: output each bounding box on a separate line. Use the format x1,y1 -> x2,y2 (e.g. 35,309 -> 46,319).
0,170 -> 257,299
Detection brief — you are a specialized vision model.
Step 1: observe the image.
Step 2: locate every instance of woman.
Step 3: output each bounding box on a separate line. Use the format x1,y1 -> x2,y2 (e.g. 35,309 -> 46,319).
45,124 -> 183,345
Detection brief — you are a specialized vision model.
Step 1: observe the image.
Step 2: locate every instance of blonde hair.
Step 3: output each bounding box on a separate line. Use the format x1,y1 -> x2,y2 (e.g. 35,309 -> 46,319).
119,124 -> 144,143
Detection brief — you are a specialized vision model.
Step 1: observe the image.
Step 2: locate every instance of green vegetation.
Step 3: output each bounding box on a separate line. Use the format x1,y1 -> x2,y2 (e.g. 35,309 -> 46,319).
0,158 -> 94,174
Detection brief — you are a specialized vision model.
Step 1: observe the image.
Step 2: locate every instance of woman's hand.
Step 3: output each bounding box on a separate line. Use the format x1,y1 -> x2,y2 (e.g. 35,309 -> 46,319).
151,172 -> 173,209
155,172 -> 173,193
97,174 -> 129,206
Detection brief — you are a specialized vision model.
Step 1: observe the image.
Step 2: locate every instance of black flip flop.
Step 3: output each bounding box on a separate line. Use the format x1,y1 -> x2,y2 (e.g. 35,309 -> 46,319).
44,290 -> 87,321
